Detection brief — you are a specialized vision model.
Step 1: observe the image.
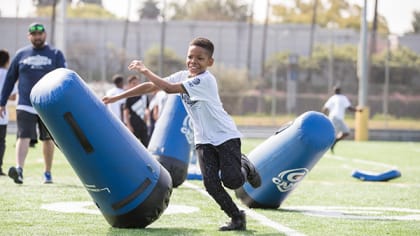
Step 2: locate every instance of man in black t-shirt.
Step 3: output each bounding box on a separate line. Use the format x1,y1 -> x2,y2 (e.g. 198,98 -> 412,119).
123,75 -> 149,146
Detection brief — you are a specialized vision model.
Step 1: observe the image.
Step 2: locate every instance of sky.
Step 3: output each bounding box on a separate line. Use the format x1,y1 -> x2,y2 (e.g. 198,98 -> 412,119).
0,0 -> 419,35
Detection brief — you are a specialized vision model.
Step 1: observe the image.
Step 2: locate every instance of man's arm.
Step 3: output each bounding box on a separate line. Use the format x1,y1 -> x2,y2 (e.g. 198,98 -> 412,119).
347,106 -> 363,113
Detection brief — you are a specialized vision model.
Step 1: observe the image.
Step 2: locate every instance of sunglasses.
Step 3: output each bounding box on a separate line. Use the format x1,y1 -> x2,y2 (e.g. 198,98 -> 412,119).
29,25 -> 45,33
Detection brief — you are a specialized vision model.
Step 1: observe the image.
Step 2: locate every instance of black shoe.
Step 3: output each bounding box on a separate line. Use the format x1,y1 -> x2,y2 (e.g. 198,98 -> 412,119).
8,167 -> 23,184
241,154 -> 261,188
330,139 -> 337,154
0,170 -> 5,176
219,210 -> 246,231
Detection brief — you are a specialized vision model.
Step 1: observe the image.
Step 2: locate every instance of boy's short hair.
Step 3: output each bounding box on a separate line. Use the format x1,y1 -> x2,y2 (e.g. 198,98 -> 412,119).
127,75 -> 139,83
0,49 -> 10,67
112,74 -> 124,86
190,37 -> 214,57
334,86 -> 341,94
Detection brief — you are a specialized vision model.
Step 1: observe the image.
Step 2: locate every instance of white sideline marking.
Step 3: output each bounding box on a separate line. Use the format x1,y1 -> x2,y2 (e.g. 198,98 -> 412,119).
283,206 -> 420,221
409,142 -> 420,152
183,181 -> 306,236
325,154 -> 397,169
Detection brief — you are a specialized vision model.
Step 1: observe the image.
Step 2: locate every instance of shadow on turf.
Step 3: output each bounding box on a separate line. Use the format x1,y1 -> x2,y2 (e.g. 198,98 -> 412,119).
106,227 -> 261,235
106,227 -> 202,235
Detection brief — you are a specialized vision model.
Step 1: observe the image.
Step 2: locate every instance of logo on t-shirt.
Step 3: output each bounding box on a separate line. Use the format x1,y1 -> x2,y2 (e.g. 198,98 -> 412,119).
187,77 -> 200,87
181,93 -> 197,106
131,97 -> 147,119
21,55 -> 52,69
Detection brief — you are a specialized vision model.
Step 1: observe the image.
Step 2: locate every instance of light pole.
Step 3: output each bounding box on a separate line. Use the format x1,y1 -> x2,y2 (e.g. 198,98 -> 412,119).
355,0 -> 369,141
159,0 -> 166,76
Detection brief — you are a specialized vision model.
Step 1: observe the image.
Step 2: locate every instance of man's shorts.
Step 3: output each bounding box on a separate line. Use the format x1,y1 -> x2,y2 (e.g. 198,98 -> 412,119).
16,110 -> 52,141
331,116 -> 350,135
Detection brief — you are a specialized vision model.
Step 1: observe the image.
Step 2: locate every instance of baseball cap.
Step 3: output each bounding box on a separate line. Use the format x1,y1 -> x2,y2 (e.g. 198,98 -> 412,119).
28,23 -> 45,33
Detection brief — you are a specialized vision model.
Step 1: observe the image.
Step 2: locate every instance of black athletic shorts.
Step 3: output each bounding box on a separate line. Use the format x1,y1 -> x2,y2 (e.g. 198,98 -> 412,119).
16,110 -> 52,141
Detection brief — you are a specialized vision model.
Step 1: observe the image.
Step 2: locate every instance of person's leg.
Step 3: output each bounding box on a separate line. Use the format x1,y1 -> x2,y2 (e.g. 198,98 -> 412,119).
0,125 -> 6,175
38,118 -> 54,183
196,144 -> 244,231
218,139 -> 245,190
9,110 -> 38,184
42,140 -> 55,173
16,138 -> 30,168
218,139 -> 261,189
135,125 -> 149,147
7,137 -> 30,184
330,118 -> 350,153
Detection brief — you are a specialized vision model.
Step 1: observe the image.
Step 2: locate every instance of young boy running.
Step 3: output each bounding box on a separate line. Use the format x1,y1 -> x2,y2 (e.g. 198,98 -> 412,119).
103,37 -> 261,231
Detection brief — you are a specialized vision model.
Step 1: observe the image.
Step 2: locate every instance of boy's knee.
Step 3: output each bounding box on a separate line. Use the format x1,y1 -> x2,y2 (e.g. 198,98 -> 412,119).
222,176 -> 244,190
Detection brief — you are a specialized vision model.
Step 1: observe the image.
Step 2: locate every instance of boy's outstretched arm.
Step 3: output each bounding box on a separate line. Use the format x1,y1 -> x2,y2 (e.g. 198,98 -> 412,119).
128,60 -> 185,94
102,81 -> 158,104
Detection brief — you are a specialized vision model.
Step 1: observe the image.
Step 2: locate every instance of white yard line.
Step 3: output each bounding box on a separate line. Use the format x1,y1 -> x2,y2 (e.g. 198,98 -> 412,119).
325,154 -> 397,169
183,181 -> 306,236
409,142 -> 420,152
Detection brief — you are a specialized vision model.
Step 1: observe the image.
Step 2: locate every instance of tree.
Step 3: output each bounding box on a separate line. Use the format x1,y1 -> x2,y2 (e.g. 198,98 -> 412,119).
35,2 -> 116,19
169,0 -> 248,22
33,0 -> 60,6
411,10 -> 420,33
143,46 -> 185,76
138,0 -> 160,20
33,0 -> 102,7
271,0 -> 389,34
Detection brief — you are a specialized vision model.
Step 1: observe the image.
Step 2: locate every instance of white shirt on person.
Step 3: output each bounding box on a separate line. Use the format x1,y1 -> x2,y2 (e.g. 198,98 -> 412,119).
106,87 -> 126,121
148,90 -> 167,119
0,68 -> 17,125
323,94 -> 351,120
166,70 -> 242,146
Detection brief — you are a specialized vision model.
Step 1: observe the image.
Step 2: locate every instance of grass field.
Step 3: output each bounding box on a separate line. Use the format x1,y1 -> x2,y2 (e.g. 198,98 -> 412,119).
0,135 -> 419,236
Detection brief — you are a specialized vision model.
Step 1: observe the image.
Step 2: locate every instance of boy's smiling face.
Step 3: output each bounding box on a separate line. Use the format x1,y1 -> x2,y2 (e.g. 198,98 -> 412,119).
186,45 -> 214,77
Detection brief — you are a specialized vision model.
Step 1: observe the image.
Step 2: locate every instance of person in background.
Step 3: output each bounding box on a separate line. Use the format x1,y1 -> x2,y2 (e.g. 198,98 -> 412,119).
123,75 -> 150,146
103,37 -> 261,231
0,22 -> 67,184
105,74 -> 125,121
322,86 -> 362,153
0,49 -> 17,176
147,89 -> 167,138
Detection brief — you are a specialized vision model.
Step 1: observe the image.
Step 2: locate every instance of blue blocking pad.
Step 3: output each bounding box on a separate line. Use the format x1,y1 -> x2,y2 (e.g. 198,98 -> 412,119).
235,111 -> 335,209
352,169 -> 401,181
148,94 -> 193,187
30,68 -> 172,228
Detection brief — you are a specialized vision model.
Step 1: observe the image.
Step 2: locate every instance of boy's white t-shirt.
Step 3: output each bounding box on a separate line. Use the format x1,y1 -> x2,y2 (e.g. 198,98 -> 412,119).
166,70 -> 242,146
323,94 -> 351,120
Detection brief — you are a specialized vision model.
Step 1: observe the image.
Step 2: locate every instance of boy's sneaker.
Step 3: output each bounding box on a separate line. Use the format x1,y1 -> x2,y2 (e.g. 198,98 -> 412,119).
8,167 -> 23,184
241,154 -> 261,188
0,168 -> 6,176
44,171 -> 53,184
219,210 -> 246,231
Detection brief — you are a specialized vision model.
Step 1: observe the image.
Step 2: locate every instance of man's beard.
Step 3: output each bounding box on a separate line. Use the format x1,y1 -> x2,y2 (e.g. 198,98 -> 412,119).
32,39 -> 45,49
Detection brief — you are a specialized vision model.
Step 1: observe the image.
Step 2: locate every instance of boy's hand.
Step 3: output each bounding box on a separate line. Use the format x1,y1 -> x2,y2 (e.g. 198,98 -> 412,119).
102,96 -> 115,104
128,60 -> 148,73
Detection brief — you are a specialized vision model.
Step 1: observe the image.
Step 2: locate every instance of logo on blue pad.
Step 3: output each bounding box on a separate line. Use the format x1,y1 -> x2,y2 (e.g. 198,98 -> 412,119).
181,116 -> 194,144
272,168 -> 308,192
